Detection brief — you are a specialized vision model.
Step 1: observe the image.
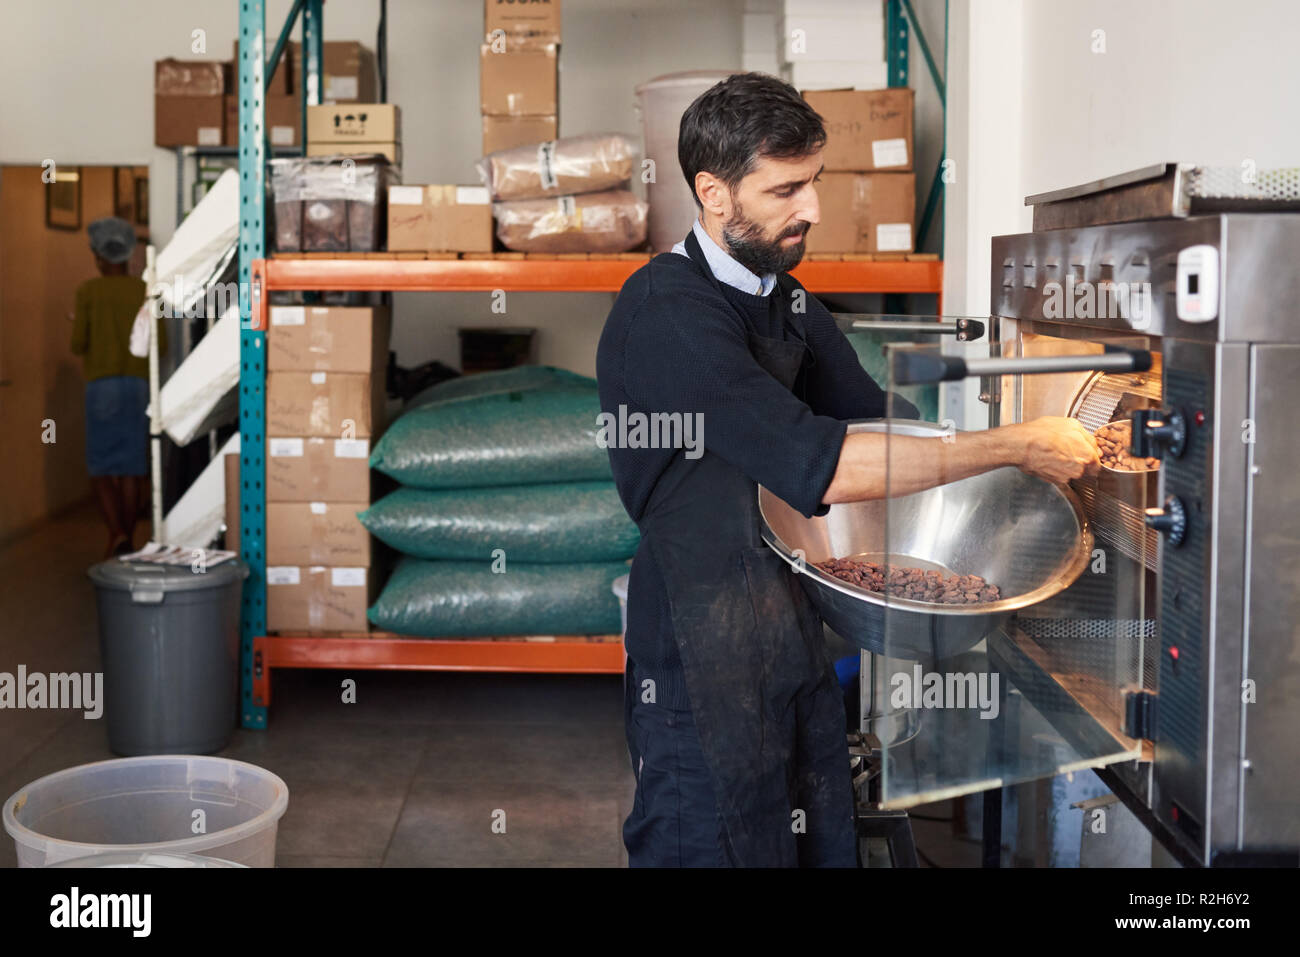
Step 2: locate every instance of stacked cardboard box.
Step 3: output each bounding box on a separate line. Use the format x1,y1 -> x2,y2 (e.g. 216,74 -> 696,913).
265,305 -> 391,634
232,40 -> 377,103
802,88 -> 916,254
154,59 -> 229,146
306,102 -> 402,167
480,0 -> 560,155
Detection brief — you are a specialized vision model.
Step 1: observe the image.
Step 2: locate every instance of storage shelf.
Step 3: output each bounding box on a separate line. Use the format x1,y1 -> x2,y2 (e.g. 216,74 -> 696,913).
252,255 -> 943,300
252,635 -> 626,706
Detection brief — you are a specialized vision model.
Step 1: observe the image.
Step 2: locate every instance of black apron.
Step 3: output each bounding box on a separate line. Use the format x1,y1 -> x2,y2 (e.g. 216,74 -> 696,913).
623,230 -> 858,867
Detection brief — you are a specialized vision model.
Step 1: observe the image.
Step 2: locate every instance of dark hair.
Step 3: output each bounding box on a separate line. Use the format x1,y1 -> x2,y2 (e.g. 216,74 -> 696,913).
677,72 -> 826,209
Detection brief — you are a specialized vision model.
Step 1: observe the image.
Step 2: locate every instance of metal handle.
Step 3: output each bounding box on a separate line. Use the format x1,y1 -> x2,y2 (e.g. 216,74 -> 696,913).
839,316 -> 986,342
892,345 -> 1152,385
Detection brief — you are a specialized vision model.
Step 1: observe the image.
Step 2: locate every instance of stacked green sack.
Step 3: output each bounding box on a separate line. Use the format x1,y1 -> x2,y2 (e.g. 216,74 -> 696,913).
364,366 -> 635,637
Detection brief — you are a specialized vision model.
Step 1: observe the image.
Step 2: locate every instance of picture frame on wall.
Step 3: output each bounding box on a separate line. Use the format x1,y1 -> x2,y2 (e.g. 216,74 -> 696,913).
113,165 -> 150,231
45,166 -> 82,231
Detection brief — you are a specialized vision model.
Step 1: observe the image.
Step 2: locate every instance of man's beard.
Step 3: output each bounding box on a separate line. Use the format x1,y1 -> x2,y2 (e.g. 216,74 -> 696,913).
721,201 -> 809,276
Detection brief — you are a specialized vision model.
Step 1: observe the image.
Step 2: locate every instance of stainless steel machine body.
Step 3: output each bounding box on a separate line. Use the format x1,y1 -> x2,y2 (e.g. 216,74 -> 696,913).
991,207 -> 1300,865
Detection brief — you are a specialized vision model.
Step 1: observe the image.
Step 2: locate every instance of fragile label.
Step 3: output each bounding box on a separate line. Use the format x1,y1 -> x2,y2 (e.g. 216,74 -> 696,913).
271,306 -> 306,326
310,371 -> 327,385
310,501 -> 328,515
456,186 -> 490,205
390,186 -> 424,205
197,127 -> 222,146
331,567 -> 367,588
334,439 -> 369,459
871,137 -> 909,168
876,223 -> 913,251
269,437 -> 304,457
267,566 -> 300,586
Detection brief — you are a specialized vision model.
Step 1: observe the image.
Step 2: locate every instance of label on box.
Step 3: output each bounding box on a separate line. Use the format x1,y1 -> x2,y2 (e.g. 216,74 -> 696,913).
558,195 -> 576,219
537,141 -> 558,190
267,566 -> 301,585
271,306 -> 306,326
334,439 -> 369,459
456,186 -> 490,205
876,223 -> 913,251
871,137 -> 909,168
310,501 -> 328,515
197,126 -> 222,146
269,437 -> 305,457
270,125 -> 294,146
325,75 -> 358,101
390,185 -> 424,205
310,371 -> 327,385
331,567 -> 367,587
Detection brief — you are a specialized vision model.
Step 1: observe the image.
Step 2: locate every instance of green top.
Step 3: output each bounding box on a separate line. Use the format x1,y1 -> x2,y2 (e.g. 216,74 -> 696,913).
70,276 -> 166,382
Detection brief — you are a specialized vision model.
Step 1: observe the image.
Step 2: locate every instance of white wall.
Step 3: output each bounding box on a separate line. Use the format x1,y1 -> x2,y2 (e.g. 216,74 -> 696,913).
942,0 -> 1300,426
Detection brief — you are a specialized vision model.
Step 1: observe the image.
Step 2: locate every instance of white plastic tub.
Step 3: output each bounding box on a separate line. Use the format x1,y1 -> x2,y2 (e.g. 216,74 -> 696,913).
612,574 -> 630,637
4,756 -> 288,868
47,852 -> 246,868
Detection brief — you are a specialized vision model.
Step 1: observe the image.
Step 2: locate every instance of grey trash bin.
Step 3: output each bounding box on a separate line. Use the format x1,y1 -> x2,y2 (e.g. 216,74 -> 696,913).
87,558 -> 248,756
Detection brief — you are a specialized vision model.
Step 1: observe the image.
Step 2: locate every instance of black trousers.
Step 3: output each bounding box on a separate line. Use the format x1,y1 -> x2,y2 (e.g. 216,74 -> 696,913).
623,694 -> 734,867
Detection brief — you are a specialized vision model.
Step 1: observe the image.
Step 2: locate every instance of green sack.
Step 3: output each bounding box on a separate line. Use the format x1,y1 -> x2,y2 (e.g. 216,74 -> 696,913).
406,364 -> 596,410
368,557 -> 627,637
370,386 -> 611,489
358,482 -> 638,563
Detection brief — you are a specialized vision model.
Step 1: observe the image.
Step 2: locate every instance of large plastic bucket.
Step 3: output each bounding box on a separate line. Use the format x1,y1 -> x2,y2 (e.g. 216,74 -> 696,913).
47,852 -> 246,868
634,71 -> 736,252
3,756 -> 288,867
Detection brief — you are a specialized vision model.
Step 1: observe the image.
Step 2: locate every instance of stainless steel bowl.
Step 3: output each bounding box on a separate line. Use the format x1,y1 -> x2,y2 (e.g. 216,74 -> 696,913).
759,420 -> 1094,661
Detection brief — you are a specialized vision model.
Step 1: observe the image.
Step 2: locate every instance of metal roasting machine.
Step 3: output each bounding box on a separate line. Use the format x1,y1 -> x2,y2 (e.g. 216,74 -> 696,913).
766,163 -> 1300,866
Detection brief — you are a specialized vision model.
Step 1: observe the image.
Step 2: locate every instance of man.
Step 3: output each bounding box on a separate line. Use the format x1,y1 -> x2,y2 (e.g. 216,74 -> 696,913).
70,217 -> 162,557
595,73 -> 1099,867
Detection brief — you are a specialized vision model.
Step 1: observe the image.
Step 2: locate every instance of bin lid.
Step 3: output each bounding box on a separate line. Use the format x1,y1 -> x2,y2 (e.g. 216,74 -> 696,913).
88,557 -> 249,594
47,851 -> 247,868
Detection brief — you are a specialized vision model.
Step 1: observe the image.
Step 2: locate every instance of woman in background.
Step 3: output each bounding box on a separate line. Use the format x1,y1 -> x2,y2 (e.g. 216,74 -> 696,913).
70,217 -> 165,557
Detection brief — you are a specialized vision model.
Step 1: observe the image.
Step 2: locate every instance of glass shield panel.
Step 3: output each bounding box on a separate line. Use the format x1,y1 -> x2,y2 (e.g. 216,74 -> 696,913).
856,335 -> 1151,809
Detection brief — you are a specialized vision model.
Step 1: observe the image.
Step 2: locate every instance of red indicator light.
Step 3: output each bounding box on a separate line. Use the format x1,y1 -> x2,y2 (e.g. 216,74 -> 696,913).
1170,646 -> 1180,660
1194,410 -> 1205,426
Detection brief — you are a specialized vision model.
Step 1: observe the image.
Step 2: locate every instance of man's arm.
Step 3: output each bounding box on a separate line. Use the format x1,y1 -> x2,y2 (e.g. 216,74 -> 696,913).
822,416 -> 1102,504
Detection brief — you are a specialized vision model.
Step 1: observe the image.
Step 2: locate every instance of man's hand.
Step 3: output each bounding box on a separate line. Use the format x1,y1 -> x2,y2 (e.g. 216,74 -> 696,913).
1010,416 -> 1101,483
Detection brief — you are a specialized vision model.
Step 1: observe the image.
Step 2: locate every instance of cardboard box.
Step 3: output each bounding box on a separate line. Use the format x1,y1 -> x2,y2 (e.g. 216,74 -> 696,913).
307,103 -> 400,145
482,114 -> 558,155
266,503 -> 371,567
155,58 -> 228,96
305,141 -> 402,166
480,43 -> 557,115
155,95 -> 225,147
266,372 -> 385,438
268,305 -> 391,373
233,40 -> 295,95
802,88 -> 913,172
232,40 -> 376,101
224,94 -> 301,146
267,437 -> 372,502
806,172 -> 914,254
387,186 -> 493,252
485,0 -> 561,43
266,565 -> 373,633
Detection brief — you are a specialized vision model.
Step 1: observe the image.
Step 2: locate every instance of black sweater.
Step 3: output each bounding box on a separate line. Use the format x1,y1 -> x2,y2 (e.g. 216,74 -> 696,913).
596,252 -> 914,710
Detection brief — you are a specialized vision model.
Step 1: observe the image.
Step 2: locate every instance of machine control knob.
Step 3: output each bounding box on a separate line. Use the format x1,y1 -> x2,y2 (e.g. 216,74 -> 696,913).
1145,496 -> 1187,547
1131,408 -> 1187,459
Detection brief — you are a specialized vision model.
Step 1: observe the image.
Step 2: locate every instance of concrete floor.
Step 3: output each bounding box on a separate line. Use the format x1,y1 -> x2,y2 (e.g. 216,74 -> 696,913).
0,502 -> 978,868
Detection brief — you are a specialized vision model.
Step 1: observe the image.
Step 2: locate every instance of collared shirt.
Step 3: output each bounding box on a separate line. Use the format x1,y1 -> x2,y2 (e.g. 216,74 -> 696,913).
671,217 -> 777,297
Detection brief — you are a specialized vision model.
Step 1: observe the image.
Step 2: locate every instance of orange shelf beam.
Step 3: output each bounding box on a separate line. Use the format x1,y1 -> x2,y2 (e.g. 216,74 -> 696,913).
252,636 -> 625,705
251,256 -> 942,324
